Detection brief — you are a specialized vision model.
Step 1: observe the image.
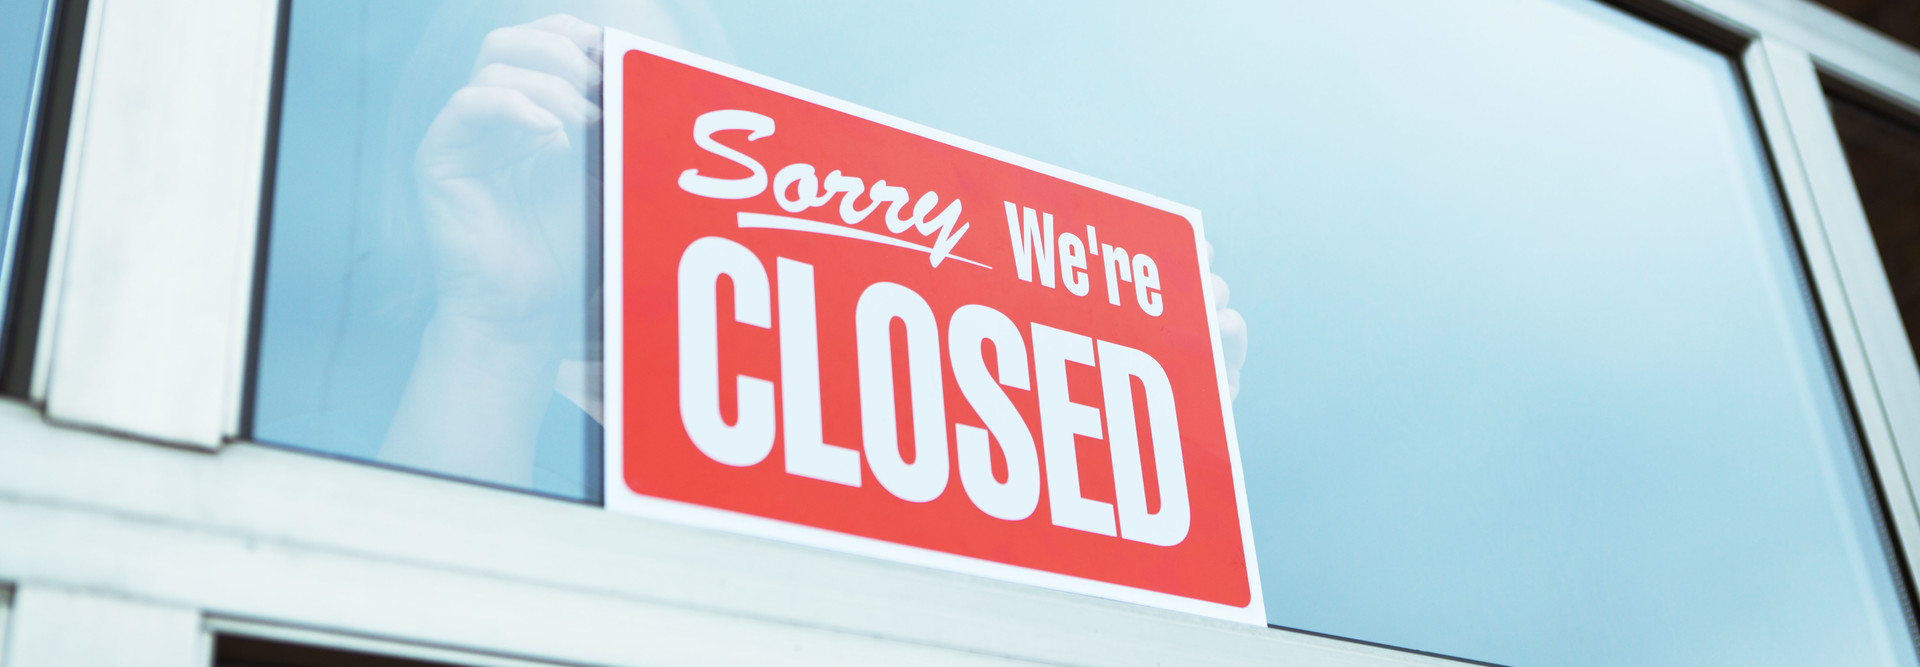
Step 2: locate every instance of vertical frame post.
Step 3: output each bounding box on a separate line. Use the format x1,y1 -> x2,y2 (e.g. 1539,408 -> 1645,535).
1743,35 -> 1920,608
3,585 -> 205,667
33,0 -> 281,446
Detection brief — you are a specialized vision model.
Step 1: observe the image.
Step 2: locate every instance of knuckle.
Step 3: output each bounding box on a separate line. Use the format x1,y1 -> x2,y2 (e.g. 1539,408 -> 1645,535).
537,13 -> 594,37
523,29 -> 575,55
473,62 -> 517,83
453,85 -> 520,109
449,85 -> 495,103
479,26 -> 525,51
517,68 -> 565,90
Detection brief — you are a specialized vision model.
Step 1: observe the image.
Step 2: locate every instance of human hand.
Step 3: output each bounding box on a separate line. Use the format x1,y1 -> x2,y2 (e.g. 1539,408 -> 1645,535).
1206,241 -> 1248,400
384,14 -> 608,485
414,14 -> 604,351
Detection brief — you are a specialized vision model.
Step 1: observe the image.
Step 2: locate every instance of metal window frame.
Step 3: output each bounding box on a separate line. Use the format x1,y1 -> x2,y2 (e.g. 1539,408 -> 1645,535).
1744,34 -> 1920,635
0,585 -> 204,667
6,0 -> 1920,666
27,0 -> 276,444
0,401 -> 1465,667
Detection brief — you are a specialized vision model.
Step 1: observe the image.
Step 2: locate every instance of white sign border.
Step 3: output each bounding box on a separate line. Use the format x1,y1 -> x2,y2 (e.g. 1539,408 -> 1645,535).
601,29 -> 1265,627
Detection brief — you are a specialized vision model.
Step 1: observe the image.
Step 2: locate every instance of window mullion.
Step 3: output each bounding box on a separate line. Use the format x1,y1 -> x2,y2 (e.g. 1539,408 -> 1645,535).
1745,35 -> 1920,616
36,0 -> 279,447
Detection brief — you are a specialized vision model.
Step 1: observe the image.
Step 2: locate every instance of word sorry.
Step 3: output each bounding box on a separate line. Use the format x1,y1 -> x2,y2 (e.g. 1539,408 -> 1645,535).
678,109 -> 971,267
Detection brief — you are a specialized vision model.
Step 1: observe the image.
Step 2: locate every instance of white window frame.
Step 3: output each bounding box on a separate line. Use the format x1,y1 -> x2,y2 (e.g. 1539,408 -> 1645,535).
7,0 -> 1920,665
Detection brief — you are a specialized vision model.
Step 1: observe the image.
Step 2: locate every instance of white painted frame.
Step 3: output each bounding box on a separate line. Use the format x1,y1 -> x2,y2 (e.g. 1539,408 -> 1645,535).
0,400 -> 1459,667
29,0 -> 277,445
1743,34 -> 1920,616
7,0 -> 1920,665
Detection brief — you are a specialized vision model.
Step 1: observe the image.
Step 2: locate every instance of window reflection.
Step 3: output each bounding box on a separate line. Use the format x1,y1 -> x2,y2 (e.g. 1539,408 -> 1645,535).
255,1 -> 1253,503
255,1 -> 726,500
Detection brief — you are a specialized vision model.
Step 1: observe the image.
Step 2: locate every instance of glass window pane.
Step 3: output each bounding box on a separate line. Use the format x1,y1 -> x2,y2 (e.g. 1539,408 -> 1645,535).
1829,93 -> 1920,365
706,1 -> 1914,665
1,0 -> 57,352
254,2 -> 719,500
255,2 -> 1919,665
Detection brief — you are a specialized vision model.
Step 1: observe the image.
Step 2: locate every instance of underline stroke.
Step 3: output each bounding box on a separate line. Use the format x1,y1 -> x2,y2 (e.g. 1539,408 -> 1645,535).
736,212 -> 993,270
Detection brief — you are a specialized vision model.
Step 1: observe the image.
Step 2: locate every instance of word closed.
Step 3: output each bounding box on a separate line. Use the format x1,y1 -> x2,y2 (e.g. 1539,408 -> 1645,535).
676,236 -> 1189,546
603,30 -> 1263,624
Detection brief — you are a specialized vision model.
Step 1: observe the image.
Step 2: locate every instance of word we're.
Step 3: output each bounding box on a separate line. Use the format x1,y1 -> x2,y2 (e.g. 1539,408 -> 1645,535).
1004,203 -> 1164,316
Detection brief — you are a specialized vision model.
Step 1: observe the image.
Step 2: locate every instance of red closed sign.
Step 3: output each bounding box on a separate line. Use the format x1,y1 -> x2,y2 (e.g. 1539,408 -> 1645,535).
603,32 -> 1262,623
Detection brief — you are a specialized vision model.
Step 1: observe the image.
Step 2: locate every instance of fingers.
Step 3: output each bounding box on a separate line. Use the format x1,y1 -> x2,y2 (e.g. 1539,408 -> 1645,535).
419,14 -> 606,183
1218,307 -> 1247,365
1203,246 -> 1240,398
527,14 -> 604,62
452,86 -> 564,138
419,86 -> 570,178
474,23 -> 600,96
473,63 -> 601,128
1218,307 -> 1248,400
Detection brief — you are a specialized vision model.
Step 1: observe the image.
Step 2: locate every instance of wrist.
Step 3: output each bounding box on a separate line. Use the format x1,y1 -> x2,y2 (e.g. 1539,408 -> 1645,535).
419,312 -> 564,385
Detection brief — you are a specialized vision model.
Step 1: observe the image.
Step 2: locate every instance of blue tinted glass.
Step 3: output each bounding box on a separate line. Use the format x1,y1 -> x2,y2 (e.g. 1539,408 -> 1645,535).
256,0 -> 726,499
258,1 -> 1919,664
704,0 -> 1917,665
1,0 -> 56,332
